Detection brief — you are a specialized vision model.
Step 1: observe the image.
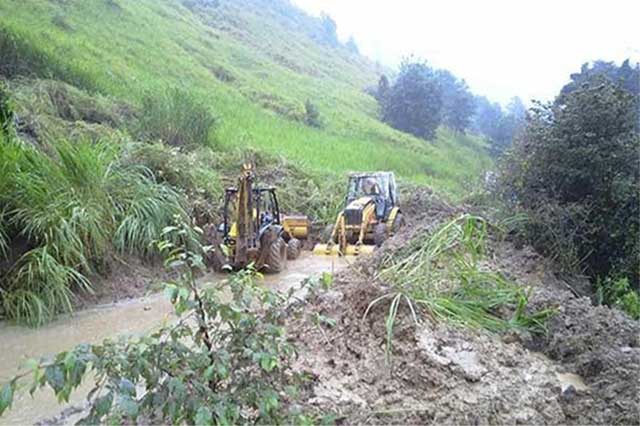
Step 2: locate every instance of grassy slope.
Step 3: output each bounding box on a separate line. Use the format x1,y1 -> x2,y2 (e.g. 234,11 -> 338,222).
0,0 -> 491,196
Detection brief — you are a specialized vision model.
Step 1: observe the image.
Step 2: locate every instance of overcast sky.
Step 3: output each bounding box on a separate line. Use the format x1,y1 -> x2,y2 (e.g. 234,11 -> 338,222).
291,0 -> 639,105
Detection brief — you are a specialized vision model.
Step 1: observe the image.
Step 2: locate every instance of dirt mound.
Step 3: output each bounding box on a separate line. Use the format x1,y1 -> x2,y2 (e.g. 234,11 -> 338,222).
287,209 -> 640,424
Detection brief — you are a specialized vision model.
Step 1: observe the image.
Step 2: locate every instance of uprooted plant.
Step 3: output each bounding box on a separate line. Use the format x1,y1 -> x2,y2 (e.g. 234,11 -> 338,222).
366,214 -> 555,362
0,219 -> 313,424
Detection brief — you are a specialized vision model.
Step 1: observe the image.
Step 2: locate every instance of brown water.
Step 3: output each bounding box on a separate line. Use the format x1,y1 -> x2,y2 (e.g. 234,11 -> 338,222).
0,253 -> 346,425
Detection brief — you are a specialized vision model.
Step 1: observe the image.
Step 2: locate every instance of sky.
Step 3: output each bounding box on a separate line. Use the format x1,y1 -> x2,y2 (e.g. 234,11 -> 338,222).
291,0 -> 639,105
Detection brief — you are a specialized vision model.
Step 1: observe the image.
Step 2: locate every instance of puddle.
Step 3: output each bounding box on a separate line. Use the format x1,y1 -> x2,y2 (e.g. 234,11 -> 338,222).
0,252 -> 346,425
556,372 -> 589,392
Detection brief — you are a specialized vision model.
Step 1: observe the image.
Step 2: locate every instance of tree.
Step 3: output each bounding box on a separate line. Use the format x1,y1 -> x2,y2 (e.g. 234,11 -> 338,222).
436,70 -> 475,133
560,59 -> 640,98
317,13 -> 339,47
498,76 -> 639,285
345,36 -> 359,54
375,74 -> 390,103
382,61 -> 443,140
472,96 -> 527,156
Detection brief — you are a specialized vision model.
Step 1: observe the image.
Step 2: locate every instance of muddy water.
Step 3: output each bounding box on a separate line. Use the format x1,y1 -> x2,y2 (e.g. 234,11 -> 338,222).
0,253 -> 346,425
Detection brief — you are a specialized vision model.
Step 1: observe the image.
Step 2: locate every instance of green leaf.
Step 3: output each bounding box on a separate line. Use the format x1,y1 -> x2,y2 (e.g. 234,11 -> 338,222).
0,382 -> 14,416
119,396 -> 138,418
118,378 -> 135,396
194,406 -> 213,426
45,365 -> 65,393
93,391 -> 113,418
259,354 -> 278,372
321,272 -> 333,290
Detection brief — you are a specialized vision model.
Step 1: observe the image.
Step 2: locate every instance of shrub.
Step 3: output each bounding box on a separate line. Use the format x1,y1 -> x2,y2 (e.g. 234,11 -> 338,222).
135,87 -> 216,148
0,139 -> 186,325
497,76 -> 639,289
596,276 -> 640,320
304,99 -> 321,128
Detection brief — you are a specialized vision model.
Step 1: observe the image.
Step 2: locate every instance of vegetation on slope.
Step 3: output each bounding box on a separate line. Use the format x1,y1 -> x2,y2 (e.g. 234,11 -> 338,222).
0,0 -> 491,193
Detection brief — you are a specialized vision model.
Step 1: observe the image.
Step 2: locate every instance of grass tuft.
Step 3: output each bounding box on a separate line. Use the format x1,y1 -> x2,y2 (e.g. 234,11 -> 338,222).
135,87 -> 216,149
0,138 -> 186,325
367,214 -> 554,362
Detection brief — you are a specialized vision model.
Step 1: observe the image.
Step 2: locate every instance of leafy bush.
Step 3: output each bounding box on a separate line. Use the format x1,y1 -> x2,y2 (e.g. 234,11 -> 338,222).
497,76 -> 639,288
304,99 -> 321,128
0,221 -> 312,423
596,276 -> 640,320
135,87 -> 216,148
0,139 -> 186,325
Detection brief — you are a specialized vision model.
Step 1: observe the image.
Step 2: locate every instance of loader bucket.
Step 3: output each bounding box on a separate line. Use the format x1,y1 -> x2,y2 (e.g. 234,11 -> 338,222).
312,243 -> 376,256
343,244 -> 375,256
312,243 -> 341,256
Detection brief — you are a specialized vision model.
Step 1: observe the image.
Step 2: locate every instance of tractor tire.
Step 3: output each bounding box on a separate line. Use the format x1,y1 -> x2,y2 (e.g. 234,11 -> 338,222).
391,213 -> 405,235
374,223 -> 387,248
264,236 -> 287,273
286,238 -> 302,260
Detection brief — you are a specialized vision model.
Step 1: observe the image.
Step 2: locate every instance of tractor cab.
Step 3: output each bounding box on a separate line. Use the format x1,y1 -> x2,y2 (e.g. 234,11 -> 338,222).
220,186 -> 281,244
345,172 -> 399,220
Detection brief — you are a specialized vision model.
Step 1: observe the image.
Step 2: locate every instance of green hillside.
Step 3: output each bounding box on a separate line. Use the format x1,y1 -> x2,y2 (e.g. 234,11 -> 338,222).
0,0 -> 490,195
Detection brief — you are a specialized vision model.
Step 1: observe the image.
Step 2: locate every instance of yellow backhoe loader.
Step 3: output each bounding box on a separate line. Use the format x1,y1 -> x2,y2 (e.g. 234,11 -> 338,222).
313,172 -> 404,256
210,164 -> 309,272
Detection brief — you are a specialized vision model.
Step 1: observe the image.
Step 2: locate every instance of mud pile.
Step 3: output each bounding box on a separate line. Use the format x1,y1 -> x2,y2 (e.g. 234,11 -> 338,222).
288,208 -> 640,424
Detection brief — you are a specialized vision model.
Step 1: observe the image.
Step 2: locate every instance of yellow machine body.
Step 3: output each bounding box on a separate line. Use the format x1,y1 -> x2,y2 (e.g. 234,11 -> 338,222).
313,197 -> 400,257
282,215 -> 310,239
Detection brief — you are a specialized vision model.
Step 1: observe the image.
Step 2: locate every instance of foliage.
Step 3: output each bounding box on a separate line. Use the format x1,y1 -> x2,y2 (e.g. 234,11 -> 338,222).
560,59 -> 639,98
0,139 -> 185,325
0,0 -> 492,197
304,99 -> 321,128
497,76 -> 639,288
473,95 -> 526,156
0,81 -> 14,138
0,26 -> 97,91
135,87 -> 216,149
345,36 -> 359,54
596,276 -> 640,320
381,60 -> 443,140
437,70 -> 475,133
123,142 -> 222,224
0,220 -> 311,424
367,215 -> 554,362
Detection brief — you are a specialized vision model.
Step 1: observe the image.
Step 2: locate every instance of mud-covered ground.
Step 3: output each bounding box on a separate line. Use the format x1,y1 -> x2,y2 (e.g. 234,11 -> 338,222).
287,194 -> 640,425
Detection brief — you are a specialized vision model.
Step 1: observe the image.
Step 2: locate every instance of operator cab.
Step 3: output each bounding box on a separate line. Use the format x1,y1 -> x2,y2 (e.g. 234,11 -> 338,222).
346,172 -> 398,220
220,186 -> 282,242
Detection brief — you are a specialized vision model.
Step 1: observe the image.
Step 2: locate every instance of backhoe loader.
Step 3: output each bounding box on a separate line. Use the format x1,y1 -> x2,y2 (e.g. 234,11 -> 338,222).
313,172 -> 404,256
210,164 -> 309,272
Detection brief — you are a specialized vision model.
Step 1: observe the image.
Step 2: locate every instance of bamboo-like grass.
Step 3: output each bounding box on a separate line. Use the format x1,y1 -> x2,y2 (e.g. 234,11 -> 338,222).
366,214 -> 555,362
0,139 -> 185,325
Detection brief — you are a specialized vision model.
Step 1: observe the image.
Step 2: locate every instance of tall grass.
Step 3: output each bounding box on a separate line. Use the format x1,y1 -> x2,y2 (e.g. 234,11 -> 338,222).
0,1 -> 492,198
135,87 -> 216,149
0,139 -> 185,325
366,215 -> 554,362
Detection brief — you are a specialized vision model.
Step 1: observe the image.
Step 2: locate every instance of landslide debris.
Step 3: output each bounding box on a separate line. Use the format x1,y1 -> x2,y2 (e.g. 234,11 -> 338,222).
286,194 -> 640,424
